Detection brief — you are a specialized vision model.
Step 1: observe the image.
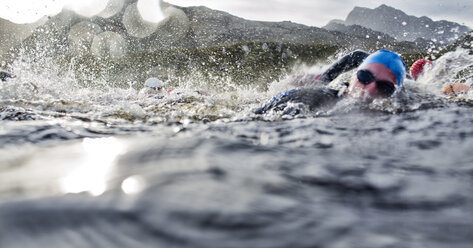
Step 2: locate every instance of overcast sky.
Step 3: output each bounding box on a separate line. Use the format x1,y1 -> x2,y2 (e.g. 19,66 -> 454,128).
1,0 -> 472,28
167,0 -> 473,28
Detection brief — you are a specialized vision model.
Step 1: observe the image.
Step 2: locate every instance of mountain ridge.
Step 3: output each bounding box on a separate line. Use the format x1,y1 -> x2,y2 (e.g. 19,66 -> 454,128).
1,1 -> 464,87
341,4 -> 471,44
1,2 -> 433,59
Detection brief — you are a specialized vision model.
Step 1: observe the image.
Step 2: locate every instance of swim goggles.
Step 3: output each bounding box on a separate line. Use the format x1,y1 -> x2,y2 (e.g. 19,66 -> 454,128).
356,70 -> 396,97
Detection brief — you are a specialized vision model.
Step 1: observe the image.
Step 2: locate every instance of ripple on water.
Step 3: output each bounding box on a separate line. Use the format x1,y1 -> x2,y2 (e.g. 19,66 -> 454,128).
0,49 -> 473,247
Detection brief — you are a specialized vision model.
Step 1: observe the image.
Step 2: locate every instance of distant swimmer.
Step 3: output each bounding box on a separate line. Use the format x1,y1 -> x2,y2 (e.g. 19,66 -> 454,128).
409,58 -> 433,81
143,77 -> 175,97
255,49 -> 407,114
442,82 -> 471,95
0,71 -> 14,82
409,58 -> 471,96
144,77 -> 165,95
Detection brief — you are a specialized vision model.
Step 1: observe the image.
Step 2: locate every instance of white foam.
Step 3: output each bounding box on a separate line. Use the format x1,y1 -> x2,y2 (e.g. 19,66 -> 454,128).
414,48 -> 473,97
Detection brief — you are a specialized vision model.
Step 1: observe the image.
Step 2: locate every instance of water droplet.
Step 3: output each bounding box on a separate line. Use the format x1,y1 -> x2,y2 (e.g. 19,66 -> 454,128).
122,2 -> 159,38
260,132 -> 270,145
68,21 -> 103,55
91,31 -> 127,60
137,0 -> 165,23
122,175 -> 146,195
98,0 -> 125,18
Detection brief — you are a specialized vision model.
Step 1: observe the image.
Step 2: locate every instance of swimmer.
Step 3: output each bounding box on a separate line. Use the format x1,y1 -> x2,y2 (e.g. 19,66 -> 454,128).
442,82 -> 471,95
144,77 -> 165,95
409,58 -> 471,96
143,77 -> 176,98
254,49 -> 407,114
409,58 -> 433,81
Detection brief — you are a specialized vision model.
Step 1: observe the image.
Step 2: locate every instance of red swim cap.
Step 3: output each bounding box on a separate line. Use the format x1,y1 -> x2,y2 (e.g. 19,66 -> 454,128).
410,59 -> 432,80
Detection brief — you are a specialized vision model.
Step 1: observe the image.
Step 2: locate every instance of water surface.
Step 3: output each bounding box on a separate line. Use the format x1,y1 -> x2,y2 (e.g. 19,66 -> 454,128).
1,48 -> 473,248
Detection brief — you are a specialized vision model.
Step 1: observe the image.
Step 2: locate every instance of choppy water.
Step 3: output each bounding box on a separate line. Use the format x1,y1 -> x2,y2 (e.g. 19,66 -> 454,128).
1,48 -> 473,248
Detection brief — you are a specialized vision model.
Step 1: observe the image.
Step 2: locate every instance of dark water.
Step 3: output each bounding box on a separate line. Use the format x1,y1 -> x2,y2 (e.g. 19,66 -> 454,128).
1,103 -> 473,247
1,49 -> 473,247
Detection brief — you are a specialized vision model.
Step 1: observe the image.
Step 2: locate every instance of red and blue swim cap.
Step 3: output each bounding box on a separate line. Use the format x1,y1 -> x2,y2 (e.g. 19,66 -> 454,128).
359,50 -> 407,86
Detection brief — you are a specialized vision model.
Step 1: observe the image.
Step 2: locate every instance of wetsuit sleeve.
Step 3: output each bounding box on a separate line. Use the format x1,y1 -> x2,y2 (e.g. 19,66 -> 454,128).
253,87 -> 339,114
318,50 -> 370,84
0,71 -> 14,82
254,50 -> 368,114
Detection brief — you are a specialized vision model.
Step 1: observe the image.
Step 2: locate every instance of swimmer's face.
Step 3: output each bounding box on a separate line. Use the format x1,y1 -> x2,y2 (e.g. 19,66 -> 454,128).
146,88 -> 163,95
348,63 -> 397,99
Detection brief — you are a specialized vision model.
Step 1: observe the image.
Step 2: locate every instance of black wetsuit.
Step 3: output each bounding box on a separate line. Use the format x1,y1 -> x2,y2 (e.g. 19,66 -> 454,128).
0,71 -> 13,82
318,50 -> 370,83
254,50 -> 370,114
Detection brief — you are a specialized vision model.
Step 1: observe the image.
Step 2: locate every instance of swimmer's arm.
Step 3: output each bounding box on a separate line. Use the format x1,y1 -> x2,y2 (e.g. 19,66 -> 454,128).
253,87 -> 339,114
0,71 -> 14,82
288,50 -> 369,87
318,50 -> 369,84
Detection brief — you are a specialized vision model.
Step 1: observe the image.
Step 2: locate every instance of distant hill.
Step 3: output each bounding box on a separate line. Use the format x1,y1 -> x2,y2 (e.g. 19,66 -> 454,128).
0,1 -> 430,86
3,1 -> 426,58
323,20 -> 396,42
341,4 -> 471,45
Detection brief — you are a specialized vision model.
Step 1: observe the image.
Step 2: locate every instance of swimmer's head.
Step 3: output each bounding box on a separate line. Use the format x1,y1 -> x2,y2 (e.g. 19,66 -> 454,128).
359,50 -> 407,86
145,77 -> 163,90
410,59 -> 432,81
349,50 -> 407,99
442,82 -> 470,96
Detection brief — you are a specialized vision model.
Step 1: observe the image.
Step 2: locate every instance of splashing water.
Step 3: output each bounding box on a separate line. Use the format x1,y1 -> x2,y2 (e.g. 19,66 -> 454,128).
1,18 -> 473,248
415,49 -> 473,94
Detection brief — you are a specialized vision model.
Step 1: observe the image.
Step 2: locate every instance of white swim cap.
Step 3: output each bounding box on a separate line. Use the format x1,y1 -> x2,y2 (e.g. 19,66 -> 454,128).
144,77 -> 163,89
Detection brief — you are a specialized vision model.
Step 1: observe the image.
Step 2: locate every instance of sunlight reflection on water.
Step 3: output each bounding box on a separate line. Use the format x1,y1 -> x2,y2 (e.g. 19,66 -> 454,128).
121,175 -> 146,195
59,137 -> 125,196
